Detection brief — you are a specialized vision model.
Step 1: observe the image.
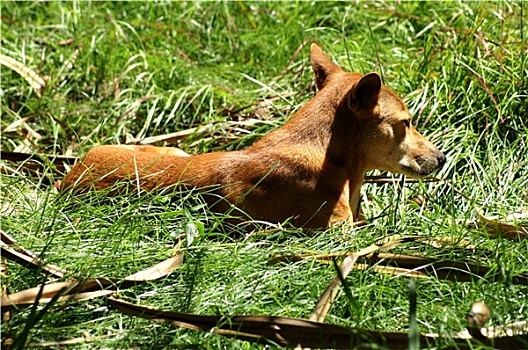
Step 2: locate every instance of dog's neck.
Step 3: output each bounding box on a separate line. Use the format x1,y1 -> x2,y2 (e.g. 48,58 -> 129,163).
253,86 -> 366,173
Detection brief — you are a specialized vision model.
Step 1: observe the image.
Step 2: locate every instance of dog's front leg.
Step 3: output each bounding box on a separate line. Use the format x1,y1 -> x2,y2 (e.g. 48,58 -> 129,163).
348,174 -> 365,223
350,186 -> 364,222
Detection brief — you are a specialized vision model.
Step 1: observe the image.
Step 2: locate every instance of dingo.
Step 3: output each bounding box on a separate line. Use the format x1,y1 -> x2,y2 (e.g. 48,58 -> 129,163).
61,44 -> 445,228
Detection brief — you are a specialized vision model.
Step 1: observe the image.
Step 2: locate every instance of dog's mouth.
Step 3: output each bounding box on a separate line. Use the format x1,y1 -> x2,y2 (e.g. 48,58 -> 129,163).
399,153 -> 445,178
400,164 -> 433,178
400,152 -> 445,178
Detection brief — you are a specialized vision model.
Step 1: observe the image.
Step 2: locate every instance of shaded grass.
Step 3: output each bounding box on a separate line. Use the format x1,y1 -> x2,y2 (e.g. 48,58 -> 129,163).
1,1 -> 527,349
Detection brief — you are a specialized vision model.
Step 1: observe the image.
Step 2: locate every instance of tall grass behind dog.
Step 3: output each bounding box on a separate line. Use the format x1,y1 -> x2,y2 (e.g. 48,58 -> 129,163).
62,44 -> 445,228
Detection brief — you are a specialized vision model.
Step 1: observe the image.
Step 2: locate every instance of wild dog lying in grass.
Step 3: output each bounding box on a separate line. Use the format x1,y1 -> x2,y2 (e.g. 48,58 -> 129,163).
61,44 -> 445,228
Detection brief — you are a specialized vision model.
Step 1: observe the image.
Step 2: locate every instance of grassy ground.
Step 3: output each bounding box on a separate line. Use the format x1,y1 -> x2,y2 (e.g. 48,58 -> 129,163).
1,1 -> 527,349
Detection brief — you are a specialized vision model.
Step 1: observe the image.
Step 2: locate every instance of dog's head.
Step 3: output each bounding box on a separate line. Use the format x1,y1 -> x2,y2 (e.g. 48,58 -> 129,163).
310,44 -> 445,178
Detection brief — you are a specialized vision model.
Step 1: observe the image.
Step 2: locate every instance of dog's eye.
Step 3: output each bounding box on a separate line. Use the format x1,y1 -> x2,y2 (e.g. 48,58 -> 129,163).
402,120 -> 411,128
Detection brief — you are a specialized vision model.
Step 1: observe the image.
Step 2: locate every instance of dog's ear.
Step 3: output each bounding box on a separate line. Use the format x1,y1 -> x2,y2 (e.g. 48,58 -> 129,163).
310,44 -> 341,90
348,73 -> 382,113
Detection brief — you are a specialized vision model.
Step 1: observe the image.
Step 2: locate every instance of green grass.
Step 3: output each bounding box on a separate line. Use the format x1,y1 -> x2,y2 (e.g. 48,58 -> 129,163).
1,1 -> 527,349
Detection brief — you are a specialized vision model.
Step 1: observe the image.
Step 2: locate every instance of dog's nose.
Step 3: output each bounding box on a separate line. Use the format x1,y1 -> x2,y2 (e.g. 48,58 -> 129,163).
437,152 -> 446,167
